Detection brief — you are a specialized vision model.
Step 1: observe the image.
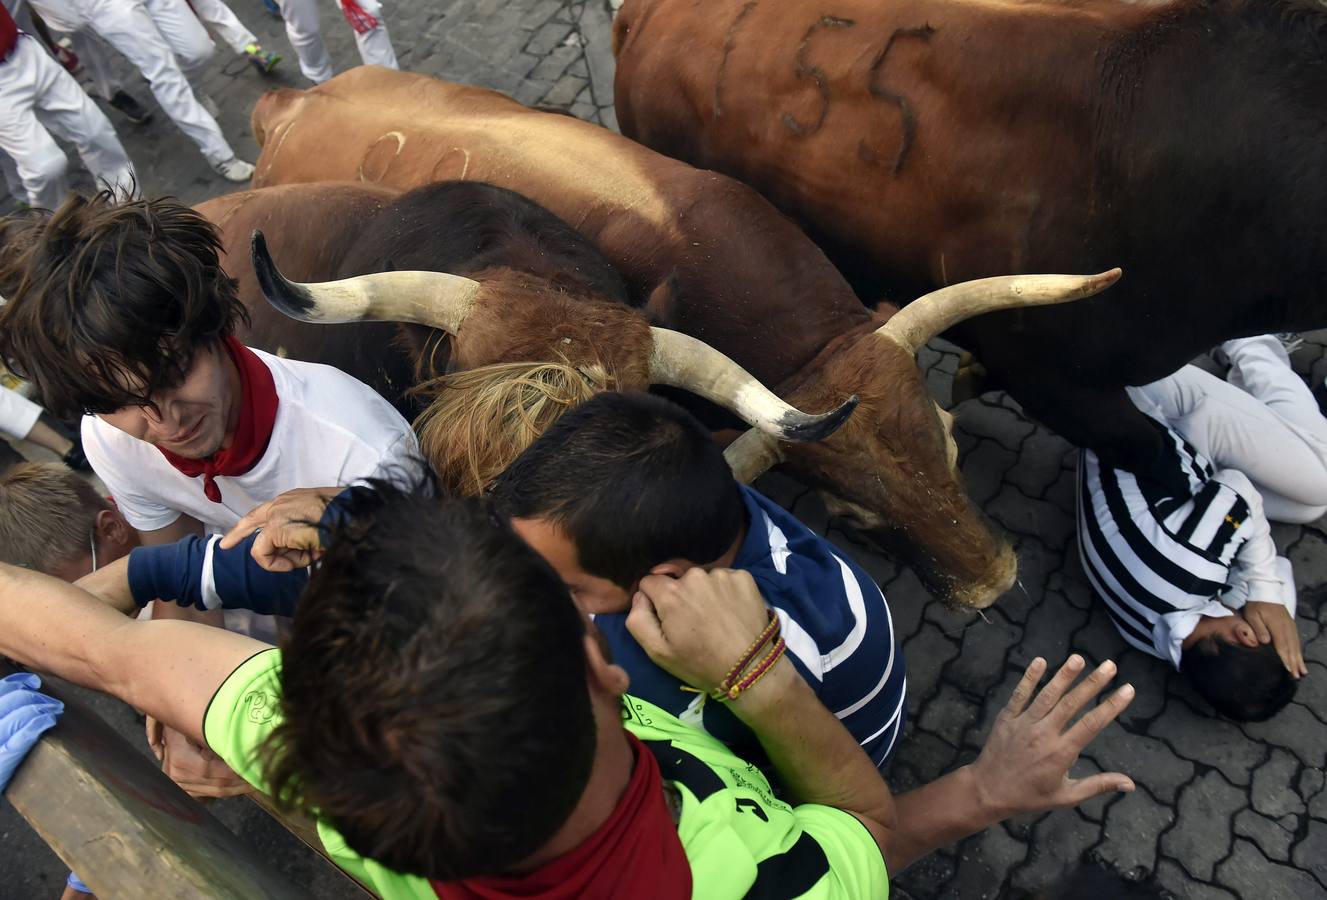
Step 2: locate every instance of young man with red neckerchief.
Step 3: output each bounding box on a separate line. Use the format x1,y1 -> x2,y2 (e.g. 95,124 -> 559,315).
0,189 -> 418,799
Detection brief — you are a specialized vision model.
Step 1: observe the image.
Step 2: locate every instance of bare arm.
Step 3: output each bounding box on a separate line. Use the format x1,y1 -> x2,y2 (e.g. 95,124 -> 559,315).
74,556 -> 137,615
631,569 -> 1135,874
0,562 -> 264,746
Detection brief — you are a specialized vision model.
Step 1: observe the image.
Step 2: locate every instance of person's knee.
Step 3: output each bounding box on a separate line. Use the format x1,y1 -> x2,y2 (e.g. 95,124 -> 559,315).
174,37 -> 215,73
1181,638 -> 1297,722
19,143 -> 68,194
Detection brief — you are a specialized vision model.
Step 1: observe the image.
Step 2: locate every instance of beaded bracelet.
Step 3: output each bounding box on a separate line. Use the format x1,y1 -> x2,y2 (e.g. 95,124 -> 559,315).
682,611 -> 786,702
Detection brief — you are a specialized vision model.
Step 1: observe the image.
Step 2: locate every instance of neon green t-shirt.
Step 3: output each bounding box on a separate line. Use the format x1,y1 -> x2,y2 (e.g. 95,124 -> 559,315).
204,649 -> 889,899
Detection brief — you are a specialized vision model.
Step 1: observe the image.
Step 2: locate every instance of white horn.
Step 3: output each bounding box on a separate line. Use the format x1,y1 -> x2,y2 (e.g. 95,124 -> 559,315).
648,327 -> 856,443
723,428 -> 786,483
251,230 -> 481,332
878,269 -> 1122,355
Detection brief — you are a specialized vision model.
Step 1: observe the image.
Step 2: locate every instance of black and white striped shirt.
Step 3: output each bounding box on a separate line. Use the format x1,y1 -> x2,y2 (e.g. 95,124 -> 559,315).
1076,418 -> 1281,668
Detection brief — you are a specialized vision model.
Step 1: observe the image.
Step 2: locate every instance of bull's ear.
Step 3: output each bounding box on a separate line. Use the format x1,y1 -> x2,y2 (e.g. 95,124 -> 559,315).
643,273 -> 680,326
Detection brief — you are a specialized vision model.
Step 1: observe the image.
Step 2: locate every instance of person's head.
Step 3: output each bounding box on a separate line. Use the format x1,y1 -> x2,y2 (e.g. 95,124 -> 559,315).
262,480 -> 626,881
413,360 -> 613,497
0,191 -> 249,458
490,392 -> 744,613
0,462 -> 138,579
1181,633 -> 1297,722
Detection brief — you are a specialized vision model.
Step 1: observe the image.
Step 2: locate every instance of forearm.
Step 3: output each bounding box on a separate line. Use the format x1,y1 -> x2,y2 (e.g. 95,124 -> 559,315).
730,658 -> 896,827
74,556 -> 139,615
885,767 -> 1005,871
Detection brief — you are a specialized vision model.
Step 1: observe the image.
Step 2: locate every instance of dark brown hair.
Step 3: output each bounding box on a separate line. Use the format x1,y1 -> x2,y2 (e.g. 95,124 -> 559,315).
0,190 -> 248,418
261,480 -> 597,881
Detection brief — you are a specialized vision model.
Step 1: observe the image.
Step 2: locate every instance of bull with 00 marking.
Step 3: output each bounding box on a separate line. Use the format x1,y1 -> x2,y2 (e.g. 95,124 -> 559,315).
238,68 -> 1117,608
612,0 -> 1327,485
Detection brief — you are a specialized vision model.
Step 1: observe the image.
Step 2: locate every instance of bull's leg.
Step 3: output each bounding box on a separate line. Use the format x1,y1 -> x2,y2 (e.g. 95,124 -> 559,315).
1008,381 -> 1180,492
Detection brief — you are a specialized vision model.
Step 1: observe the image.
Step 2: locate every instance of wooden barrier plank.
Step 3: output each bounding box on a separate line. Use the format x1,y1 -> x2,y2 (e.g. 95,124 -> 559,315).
2,662 -> 309,899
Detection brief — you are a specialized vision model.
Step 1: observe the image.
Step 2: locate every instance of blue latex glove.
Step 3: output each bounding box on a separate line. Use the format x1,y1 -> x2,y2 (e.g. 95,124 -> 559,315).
67,872 -> 92,893
0,672 -> 63,792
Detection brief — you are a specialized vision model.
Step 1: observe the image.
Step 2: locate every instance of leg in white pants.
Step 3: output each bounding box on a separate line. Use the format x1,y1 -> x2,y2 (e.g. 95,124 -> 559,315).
137,0 -> 215,81
0,385 -> 45,442
276,0 -> 333,82
183,0 -> 256,56
1132,337 -> 1327,523
80,0 -> 236,165
0,34 -> 136,208
341,0 -> 395,70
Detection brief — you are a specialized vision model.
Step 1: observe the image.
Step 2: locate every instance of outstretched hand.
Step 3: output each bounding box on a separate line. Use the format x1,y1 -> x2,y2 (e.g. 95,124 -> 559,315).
970,655 -> 1135,817
219,487 -> 337,572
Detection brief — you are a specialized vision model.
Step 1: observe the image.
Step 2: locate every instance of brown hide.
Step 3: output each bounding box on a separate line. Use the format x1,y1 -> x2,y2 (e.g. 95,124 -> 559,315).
195,183 -> 419,410
612,0 -> 1130,288
245,69 -> 1014,606
195,185 -> 656,397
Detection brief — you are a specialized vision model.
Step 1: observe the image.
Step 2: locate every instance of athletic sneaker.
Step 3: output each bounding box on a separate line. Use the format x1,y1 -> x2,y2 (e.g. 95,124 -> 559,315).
214,157 -> 256,182
1275,332 -> 1305,355
108,90 -> 152,125
198,93 -> 221,118
262,0 -> 282,16
243,43 -> 281,74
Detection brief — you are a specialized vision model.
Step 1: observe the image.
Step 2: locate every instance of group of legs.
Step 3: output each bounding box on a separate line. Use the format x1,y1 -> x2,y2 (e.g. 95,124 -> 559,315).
0,0 -> 397,209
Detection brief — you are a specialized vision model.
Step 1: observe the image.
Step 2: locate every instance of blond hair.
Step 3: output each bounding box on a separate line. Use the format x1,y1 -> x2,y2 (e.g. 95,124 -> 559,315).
413,361 -> 615,496
0,462 -> 108,571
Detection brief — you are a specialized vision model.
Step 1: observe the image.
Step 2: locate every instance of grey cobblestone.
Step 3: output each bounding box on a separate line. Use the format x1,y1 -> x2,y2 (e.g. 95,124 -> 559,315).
1159,770 -> 1246,879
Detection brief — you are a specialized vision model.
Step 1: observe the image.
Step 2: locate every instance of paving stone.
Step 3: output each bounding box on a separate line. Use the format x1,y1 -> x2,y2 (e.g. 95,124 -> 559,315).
904,627 -> 961,708
947,615 -> 1021,696
956,439 -> 1018,506
1233,807 -> 1296,862
524,20 -> 576,56
1290,818 -> 1327,889
1216,837 -> 1327,899
939,825 -> 1028,899
539,71 -> 589,107
1158,770 -> 1246,880
897,848 -> 957,897
1150,700 -> 1264,786
1153,858 -> 1239,900
1095,788 -> 1173,872
1019,594 -> 1089,669
1005,430 -> 1074,498
890,731 -> 960,791
1252,748 -> 1308,818
955,398 -> 1036,452
1008,811 -> 1101,893
986,485 -> 1073,551
1289,530 -> 1327,589
1081,722 -> 1194,806
1239,701 -> 1327,769
918,683 -> 982,748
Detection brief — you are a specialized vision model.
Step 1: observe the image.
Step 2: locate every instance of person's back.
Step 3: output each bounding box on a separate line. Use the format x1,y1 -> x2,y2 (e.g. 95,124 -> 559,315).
491,392 -> 905,766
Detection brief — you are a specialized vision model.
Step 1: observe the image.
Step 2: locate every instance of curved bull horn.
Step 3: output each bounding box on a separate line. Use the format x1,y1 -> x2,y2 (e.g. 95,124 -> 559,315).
648,328 -> 857,443
723,428 -> 786,483
877,269 -> 1122,355
250,230 -> 481,333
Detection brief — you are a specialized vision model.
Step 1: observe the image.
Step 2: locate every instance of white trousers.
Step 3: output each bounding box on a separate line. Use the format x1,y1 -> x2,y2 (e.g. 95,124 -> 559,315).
0,385 -> 43,441
1131,336 -> 1327,524
278,0 -> 395,84
0,33 -> 136,208
30,0 -> 235,164
188,0 -> 256,55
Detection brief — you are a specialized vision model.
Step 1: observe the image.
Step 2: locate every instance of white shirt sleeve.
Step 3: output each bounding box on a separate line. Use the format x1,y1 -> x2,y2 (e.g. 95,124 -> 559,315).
1157,601 -> 1234,670
80,416 -> 183,532
1213,469 -> 1282,610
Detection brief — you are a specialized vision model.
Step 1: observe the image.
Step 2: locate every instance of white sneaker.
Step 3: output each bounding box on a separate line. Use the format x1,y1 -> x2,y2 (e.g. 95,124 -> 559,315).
214,157 -> 255,182
197,93 -> 221,118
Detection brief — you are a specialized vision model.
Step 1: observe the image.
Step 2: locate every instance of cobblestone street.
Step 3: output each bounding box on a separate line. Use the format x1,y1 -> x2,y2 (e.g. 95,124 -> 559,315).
3,1 -> 1327,897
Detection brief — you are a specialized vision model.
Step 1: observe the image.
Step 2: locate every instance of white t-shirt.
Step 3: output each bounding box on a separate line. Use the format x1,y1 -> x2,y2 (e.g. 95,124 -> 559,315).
82,347 -> 418,534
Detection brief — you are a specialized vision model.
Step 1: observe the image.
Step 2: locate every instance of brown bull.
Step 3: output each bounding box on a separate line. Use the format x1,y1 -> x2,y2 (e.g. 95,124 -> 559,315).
612,0 -> 1327,484
244,68 -> 1117,607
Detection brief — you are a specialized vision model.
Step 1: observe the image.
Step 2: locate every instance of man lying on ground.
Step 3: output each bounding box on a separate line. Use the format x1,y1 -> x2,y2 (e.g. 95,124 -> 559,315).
1078,336 -> 1315,721
0,191 -> 419,793
0,480 -> 1136,898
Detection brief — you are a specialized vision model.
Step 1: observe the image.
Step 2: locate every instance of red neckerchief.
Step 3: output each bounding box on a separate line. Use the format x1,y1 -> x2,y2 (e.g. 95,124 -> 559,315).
1,6 -> 18,61
340,0 -> 379,34
157,337 -> 278,504
434,734 -> 691,900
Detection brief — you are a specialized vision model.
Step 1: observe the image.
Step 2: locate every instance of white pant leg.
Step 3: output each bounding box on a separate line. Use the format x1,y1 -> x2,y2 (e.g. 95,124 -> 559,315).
1133,359 -> 1327,523
68,29 -> 122,99
341,0 -> 395,69
0,150 -> 26,200
278,0 -> 332,83
139,0 -> 215,80
0,36 -> 73,208
0,385 -> 44,441
24,36 -> 137,198
83,0 -> 235,164
186,0 -> 256,55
